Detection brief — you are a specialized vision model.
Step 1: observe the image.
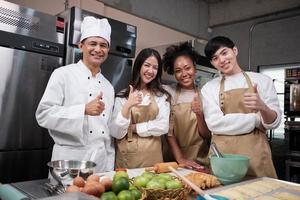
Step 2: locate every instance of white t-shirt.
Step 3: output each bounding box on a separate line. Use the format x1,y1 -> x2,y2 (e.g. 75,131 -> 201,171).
164,84 -> 200,105
201,71 -> 281,135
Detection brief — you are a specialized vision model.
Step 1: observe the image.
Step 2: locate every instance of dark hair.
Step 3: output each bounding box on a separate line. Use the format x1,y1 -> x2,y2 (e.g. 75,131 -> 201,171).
117,48 -> 171,101
204,36 -> 235,61
162,42 -> 199,75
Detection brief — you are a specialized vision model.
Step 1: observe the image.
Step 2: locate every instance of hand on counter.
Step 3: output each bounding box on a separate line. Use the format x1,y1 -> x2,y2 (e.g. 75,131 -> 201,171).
177,157 -> 204,171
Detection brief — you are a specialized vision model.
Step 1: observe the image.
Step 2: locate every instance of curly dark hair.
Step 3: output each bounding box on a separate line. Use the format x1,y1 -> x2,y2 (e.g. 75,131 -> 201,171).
117,48 -> 171,101
162,42 -> 200,75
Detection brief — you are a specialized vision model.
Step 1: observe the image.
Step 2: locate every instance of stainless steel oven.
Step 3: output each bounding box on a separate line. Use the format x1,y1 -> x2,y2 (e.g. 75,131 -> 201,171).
284,68 -> 300,116
285,121 -> 300,157
284,67 -> 300,183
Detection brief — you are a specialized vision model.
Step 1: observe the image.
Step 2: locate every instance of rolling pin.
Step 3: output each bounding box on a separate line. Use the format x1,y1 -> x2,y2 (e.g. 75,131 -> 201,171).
145,162 -> 185,173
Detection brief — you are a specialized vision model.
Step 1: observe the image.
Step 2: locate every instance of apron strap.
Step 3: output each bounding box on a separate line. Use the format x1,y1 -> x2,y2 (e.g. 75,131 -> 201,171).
219,75 -> 226,114
127,110 -> 133,142
168,85 -> 181,136
242,71 -> 254,92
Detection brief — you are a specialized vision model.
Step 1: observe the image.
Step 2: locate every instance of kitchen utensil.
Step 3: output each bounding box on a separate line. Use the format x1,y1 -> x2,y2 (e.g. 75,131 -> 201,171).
210,142 -> 223,158
210,154 -> 249,185
168,166 -> 228,200
43,182 -> 65,195
47,160 -> 96,188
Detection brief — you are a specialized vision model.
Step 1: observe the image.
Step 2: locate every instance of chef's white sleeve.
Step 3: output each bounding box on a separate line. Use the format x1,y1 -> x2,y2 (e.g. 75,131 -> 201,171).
35,70 -> 85,135
110,97 -> 130,139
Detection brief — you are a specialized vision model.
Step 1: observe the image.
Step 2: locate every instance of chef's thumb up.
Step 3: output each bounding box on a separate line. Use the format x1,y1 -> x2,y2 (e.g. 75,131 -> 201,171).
253,84 -> 258,94
98,91 -> 103,101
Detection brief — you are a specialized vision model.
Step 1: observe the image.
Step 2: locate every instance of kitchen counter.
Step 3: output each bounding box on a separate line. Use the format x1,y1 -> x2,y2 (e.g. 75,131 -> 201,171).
11,179 -> 49,199
1,168 -> 197,200
6,168 -> 298,200
1,179 -> 98,200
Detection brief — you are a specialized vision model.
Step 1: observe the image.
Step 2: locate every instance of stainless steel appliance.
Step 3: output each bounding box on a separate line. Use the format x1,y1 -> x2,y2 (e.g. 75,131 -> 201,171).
0,1 -> 64,183
58,7 -> 136,94
284,67 -> 300,116
285,121 -> 300,183
284,67 -> 300,183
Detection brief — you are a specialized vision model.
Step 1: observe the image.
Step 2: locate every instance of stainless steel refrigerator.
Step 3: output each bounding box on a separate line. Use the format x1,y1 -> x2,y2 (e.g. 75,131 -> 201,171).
0,1 -> 65,183
59,7 -> 137,94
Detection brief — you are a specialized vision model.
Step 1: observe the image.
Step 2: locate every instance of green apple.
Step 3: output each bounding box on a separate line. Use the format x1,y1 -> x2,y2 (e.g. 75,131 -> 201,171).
141,171 -> 155,180
146,180 -> 165,189
165,180 -> 183,189
157,173 -> 173,181
133,175 -> 150,188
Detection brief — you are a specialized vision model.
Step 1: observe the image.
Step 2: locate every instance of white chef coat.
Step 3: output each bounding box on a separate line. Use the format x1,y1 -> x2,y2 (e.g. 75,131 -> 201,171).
201,71 -> 281,135
36,60 -> 115,172
110,93 -> 170,139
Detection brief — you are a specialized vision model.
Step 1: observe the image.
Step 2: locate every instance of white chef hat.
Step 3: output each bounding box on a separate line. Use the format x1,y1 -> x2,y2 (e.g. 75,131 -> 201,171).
80,16 -> 111,45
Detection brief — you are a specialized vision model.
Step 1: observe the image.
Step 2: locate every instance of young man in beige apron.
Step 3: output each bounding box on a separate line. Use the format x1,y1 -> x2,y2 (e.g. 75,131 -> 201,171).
162,42 -> 211,170
201,36 -> 281,178
110,48 -> 171,168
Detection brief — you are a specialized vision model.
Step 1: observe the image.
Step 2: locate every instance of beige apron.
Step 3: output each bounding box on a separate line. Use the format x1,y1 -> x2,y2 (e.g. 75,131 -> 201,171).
166,85 -> 209,164
212,72 -> 277,178
115,94 -> 163,168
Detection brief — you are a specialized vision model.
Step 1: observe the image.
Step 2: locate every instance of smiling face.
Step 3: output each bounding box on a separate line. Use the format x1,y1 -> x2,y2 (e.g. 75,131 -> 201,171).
79,37 -> 109,69
210,46 -> 241,75
174,55 -> 196,89
139,55 -> 159,87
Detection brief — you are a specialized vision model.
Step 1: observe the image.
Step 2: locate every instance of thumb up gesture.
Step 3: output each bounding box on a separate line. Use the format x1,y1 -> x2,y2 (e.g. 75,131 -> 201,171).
121,85 -> 143,119
191,93 -> 202,115
244,84 -> 265,112
126,85 -> 143,109
85,91 -> 105,116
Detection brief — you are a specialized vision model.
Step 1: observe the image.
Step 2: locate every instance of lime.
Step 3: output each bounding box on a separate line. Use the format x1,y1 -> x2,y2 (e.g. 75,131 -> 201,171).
141,171 -> 155,180
113,171 -> 129,181
146,180 -> 165,189
112,177 -> 129,194
165,180 -> 183,189
150,176 -> 167,185
157,173 -> 172,181
133,176 -> 150,188
117,190 -> 135,200
129,185 -> 137,190
100,191 -> 118,200
130,189 -> 142,200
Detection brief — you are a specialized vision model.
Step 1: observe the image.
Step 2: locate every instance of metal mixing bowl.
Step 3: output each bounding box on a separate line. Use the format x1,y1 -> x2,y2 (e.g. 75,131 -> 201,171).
47,160 -> 97,186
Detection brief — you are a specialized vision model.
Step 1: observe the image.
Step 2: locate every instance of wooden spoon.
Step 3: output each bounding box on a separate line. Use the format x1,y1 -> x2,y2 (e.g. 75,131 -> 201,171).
168,166 -> 221,200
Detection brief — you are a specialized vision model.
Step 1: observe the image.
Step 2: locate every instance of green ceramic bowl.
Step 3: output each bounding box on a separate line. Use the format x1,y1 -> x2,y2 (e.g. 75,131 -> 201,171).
210,154 -> 250,185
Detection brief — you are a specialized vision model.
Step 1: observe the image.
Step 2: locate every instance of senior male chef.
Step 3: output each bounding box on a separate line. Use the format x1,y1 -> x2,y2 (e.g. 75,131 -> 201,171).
36,16 -> 115,172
